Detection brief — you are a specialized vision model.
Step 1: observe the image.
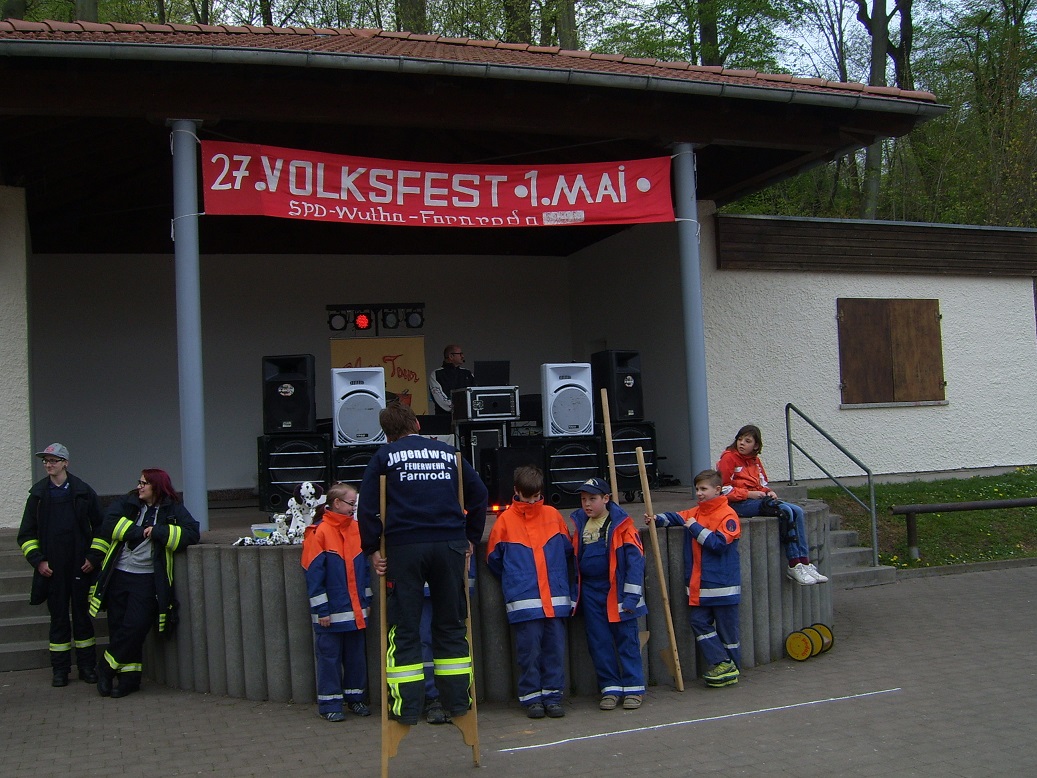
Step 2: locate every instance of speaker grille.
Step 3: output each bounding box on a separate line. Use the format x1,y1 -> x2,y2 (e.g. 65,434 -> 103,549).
332,445 -> 379,488
258,435 -> 330,511
544,437 -> 602,508
547,384 -> 594,436
600,422 -> 657,490
335,391 -> 387,446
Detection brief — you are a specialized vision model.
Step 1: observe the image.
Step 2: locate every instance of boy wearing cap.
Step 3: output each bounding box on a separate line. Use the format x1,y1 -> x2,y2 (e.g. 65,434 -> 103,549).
569,477 -> 647,711
18,443 -> 104,687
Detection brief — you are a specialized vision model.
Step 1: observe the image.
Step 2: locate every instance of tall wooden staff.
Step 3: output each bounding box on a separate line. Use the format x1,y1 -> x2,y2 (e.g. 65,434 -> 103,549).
379,476 -> 411,778
453,453 -> 481,766
637,447 -> 684,691
601,388 -> 649,648
599,389 -> 621,500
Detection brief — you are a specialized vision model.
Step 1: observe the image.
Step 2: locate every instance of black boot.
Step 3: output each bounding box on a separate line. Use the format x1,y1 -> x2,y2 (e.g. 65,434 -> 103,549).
79,666 -> 98,684
96,665 -> 113,697
52,670 -> 69,688
111,677 -> 140,698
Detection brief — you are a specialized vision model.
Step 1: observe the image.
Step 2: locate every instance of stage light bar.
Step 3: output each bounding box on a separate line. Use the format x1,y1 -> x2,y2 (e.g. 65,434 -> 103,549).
326,303 -> 425,334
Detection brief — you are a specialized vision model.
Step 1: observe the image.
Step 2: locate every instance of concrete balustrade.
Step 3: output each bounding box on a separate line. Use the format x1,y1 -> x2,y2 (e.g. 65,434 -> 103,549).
144,507 -> 831,702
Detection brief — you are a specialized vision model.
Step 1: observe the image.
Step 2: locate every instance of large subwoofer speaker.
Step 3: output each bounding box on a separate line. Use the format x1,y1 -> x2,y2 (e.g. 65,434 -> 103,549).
482,446 -> 546,505
332,445 -> 380,488
332,367 -> 387,447
591,350 -> 643,422
597,422 -> 656,495
257,434 -> 331,511
544,436 -> 603,508
540,363 -> 594,437
262,354 -> 316,434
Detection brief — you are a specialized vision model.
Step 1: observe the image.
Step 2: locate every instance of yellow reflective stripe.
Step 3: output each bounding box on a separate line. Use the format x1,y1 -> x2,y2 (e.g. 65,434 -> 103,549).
433,656 -> 473,677
49,642 -> 72,652
384,626 -> 425,717
90,537 -> 110,554
112,517 -> 134,541
21,539 -> 40,558
167,524 -> 182,552
165,547 -> 174,583
74,637 -> 96,649
116,663 -> 142,673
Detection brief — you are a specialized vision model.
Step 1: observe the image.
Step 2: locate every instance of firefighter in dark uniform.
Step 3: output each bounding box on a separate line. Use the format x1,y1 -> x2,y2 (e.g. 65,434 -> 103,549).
18,443 -> 104,687
89,468 -> 199,698
358,402 -> 487,725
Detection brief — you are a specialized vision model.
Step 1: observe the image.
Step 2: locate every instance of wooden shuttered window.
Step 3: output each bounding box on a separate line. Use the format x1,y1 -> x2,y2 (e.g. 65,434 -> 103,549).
837,298 -> 946,405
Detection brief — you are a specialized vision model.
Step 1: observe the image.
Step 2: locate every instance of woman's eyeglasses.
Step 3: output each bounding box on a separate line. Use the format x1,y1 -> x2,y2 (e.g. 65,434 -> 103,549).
138,480 -> 150,487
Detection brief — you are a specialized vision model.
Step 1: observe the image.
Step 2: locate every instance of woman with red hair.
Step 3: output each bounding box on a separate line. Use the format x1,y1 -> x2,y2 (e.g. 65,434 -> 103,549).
89,468 -> 199,698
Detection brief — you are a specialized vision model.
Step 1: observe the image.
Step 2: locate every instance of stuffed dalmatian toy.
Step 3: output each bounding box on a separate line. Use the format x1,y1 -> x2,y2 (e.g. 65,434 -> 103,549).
287,481 -> 326,540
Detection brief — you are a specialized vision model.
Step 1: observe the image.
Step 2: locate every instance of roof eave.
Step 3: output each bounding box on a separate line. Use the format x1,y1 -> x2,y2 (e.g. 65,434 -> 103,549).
0,38 -> 949,120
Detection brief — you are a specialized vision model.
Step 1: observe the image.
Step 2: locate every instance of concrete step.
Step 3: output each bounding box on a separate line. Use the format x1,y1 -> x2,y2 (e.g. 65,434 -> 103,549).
0,637 -> 110,673
827,512 -> 843,531
0,548 -> 26,574
0,569 -> 32,596
831,545 -> 874,569
831,565 -> 897,589
0,592 -> 45,620
0,614 -> 109,643
775,483 -> 808,503
830,528 -> 860,549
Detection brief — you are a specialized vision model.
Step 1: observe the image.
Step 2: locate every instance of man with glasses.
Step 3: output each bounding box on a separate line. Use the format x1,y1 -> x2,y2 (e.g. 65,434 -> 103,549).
17,443 -> 104,687
429,343 -> 475,416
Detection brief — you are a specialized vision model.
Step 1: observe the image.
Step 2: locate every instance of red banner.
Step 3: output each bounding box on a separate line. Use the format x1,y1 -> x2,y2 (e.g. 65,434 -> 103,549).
201,141 -> 673,227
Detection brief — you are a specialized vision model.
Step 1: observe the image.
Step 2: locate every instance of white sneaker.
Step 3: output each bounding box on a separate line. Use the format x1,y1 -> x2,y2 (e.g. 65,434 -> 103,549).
805,563 -> 828,583
786,563 -> 816,585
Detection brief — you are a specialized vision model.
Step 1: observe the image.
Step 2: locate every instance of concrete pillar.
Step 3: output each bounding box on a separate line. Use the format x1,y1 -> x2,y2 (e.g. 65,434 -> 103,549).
738,523 -> 754,669
0,186 -> 32,528
220,547 -> 246,698
750,518 -> 772,665
201,546 -> 227,695
239,548 -> 267,701
644,524 -> 670,686
259,550 -> 291,703
187,548 -> 210,693
282,545 -> 316,704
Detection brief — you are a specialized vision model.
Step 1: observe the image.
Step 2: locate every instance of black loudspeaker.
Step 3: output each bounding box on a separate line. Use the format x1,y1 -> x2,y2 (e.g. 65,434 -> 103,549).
332,445 -> 380,488
262,354 -> 317,435
456,423 -> 508,479
482,446 -> 546,505
257,434 -> 331,512
591,350 -> 643,422
543,436 -> 603,509
597,422 -> 657,495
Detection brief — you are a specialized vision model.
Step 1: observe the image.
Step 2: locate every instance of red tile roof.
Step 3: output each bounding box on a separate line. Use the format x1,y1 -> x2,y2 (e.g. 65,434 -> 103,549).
0,19 -> 939,105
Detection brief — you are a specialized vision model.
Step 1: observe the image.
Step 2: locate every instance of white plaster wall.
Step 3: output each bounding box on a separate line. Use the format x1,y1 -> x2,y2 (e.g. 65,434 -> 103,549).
0,187 -> 33,527
699,216 -> 1037,483
27,252 -> 572,496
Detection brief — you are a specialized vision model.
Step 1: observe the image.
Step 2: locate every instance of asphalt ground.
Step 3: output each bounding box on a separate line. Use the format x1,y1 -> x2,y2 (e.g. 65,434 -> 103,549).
3,563 -> 1035,776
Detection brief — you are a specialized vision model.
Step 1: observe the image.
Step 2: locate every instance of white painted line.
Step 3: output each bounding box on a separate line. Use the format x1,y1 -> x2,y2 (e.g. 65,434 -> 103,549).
497,687 -> 902,753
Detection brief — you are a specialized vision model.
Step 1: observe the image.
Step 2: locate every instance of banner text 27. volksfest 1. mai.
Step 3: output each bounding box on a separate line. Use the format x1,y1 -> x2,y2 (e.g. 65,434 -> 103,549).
201,141 -> 674,228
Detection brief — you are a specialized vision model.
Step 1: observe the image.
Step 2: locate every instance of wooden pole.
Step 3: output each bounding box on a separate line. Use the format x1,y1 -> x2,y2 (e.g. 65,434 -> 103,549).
637,447 -> 684,691
453,453 -> 481,766
600,388 -> 620,501
380,476 -> 410,778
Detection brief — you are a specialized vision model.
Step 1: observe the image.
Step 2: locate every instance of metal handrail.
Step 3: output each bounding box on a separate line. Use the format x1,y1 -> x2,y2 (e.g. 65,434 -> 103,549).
785,403 -> 879,567
890,497 -> 1037,560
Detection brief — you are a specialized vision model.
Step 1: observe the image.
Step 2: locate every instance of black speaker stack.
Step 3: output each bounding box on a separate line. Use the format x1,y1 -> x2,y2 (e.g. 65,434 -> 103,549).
258,354 -> 332,511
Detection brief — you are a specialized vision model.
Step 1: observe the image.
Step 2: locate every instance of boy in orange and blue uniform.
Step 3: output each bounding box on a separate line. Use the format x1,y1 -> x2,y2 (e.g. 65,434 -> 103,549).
570,477 -> 647,711
648,469 -> 741,687
301,483 -> 372,721
486,465 -> 576,719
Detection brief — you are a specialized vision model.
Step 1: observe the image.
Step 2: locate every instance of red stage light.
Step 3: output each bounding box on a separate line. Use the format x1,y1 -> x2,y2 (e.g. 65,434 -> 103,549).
354,312 -> 372,330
